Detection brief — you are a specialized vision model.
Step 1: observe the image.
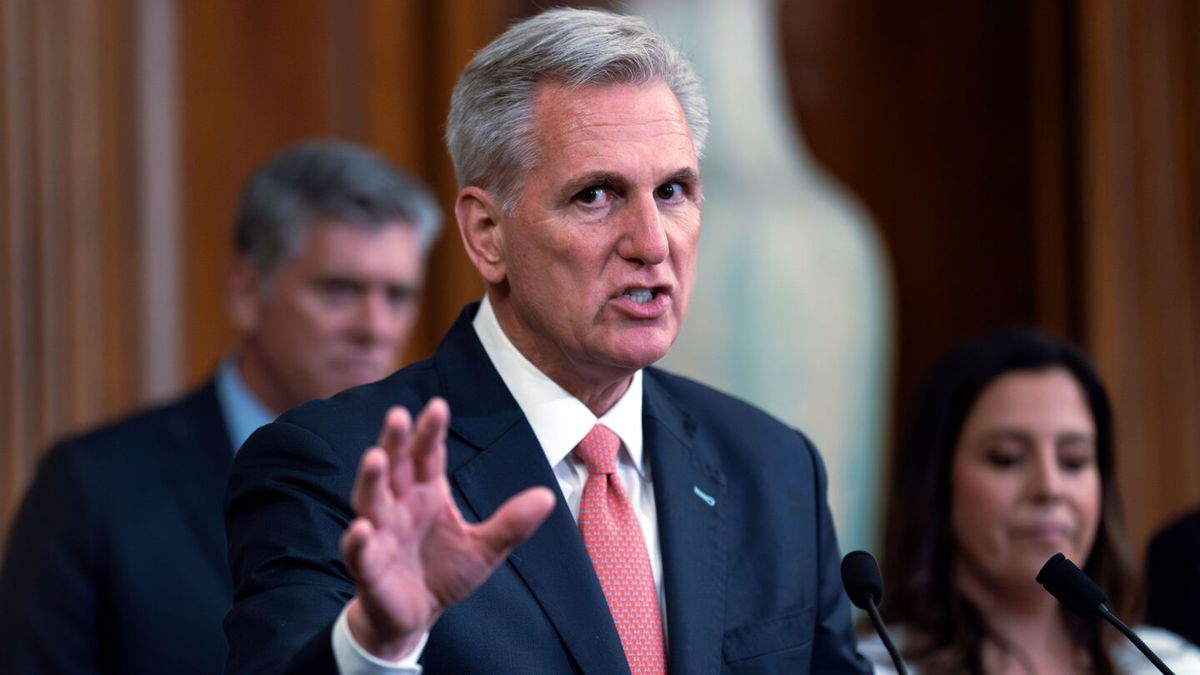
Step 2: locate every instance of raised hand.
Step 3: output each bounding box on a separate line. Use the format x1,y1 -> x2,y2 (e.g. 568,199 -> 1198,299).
339,397 -> 556,660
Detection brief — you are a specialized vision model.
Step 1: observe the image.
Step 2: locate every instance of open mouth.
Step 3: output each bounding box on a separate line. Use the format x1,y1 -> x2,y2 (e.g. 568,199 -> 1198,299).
621,287 -> 662,304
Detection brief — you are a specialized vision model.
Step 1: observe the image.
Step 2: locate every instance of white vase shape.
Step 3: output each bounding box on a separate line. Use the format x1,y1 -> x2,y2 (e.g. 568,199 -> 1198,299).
633,0 -> 894,554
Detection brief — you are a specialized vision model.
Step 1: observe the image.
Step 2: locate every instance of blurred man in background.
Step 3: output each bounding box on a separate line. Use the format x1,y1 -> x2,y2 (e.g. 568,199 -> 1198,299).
0,140 -> 441,675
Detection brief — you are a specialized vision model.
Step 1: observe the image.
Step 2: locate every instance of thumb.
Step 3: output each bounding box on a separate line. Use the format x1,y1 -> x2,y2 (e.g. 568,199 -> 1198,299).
477,486 -> 556,557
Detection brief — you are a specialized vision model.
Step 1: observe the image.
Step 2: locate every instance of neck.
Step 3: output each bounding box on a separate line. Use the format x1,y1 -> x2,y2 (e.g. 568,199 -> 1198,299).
571,377 -> 634,417
515,340 -> 635,418
488,294 -> 636,417
234,348 -> 288,415
955,558 -> 1089,674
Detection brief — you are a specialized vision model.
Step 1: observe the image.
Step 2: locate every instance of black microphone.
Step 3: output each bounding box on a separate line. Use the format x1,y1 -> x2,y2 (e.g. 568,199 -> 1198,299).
1037,552 -> 1175,675
841,550 -> 909,675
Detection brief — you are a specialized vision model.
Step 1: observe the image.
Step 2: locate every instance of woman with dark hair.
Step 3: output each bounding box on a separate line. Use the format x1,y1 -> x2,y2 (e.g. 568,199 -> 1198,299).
859,328 -> 1199,674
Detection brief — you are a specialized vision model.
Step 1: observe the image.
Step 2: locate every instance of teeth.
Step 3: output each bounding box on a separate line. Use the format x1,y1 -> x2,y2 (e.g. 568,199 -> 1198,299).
623,288 -> 654,304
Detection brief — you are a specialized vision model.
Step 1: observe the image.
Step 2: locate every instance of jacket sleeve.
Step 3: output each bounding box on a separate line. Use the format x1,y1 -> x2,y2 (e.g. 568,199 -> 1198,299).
224,420 -> 356,675
0,444 -> 103,675
801,434 -> 873,674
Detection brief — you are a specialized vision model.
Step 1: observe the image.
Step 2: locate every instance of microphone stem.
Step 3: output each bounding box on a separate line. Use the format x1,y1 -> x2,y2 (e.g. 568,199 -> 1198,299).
1097,604 -> 1175,675
865,597 -> 908,675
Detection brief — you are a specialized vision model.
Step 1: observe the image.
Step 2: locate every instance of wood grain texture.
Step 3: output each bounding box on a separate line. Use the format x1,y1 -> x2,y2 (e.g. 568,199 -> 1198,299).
1,0 -> 141,541
1077,0 -> 1200,557
782,0 -> 1200,559
177,0 -> 525,382
3,0 -> 1196,571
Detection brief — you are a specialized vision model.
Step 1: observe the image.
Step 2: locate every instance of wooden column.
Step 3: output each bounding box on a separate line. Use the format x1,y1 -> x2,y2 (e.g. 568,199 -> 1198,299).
1076,0 -> 1200,555
0,0 -> 142,538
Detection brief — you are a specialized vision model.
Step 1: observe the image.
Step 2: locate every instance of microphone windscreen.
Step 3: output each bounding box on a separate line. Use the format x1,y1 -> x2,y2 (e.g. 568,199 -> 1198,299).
841,550 -> 885,610
1036,552 -> 1107,617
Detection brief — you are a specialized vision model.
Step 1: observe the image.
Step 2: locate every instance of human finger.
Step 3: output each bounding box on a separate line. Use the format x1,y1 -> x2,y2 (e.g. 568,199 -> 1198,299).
350,447 -> 392,524
339,517 -> 377,584
377,407 -> 415,495
377,405 -> 412,449
411,397 -> 450,484
476,486 -> 556,561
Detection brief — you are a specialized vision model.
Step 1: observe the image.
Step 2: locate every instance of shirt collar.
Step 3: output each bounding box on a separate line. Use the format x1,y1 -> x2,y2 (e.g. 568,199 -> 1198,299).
215,356 -> 277,453
471,296 -> 645,474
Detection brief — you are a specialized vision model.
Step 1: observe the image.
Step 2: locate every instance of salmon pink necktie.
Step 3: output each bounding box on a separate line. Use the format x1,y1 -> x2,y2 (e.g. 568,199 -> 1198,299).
574,424 -> 667,674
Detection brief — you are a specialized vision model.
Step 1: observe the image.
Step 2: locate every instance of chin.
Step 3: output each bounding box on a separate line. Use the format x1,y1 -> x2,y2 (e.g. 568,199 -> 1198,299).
613,326 -> 676,361
609,333 -> 676,362
610,347 -> 672,372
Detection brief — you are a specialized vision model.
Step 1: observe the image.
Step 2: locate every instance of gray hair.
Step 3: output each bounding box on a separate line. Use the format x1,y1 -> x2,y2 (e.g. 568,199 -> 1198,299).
446,7 -> 708,212
234,140 -> 442,276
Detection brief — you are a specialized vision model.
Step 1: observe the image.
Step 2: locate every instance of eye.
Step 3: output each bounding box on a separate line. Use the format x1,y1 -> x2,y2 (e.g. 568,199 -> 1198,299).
655,181 -> 686,202
1058,438 -> 1096,472
315,278 -> 361,304
983,441 -> 1023,469
1059,455 -> 1092,472
985,451 -> 1021,469
386,285 -> 417,309
573,185 -> 613,208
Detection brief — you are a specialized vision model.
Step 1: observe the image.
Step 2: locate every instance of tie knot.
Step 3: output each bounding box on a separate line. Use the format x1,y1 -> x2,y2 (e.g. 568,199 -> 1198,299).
574,424 -> 621,475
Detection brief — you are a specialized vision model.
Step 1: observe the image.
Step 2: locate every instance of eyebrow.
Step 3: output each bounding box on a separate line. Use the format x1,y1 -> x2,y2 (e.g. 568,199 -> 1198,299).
312,274 -> 421,293
663,167 -> 700,185
560,171 -> 626,197
975,429 -> 1032,445
560,166 -> 701,196
975,428 -> 1095,445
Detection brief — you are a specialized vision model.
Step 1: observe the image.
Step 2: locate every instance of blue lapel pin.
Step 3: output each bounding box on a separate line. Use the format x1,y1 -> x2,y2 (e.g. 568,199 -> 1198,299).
692,485 -> 716,507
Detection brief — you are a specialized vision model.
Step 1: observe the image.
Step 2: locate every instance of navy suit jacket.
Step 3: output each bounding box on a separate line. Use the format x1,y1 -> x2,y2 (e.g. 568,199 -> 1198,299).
1146,510 -> 1200,646
0,382 -> 235,674
225,304 -> 868,674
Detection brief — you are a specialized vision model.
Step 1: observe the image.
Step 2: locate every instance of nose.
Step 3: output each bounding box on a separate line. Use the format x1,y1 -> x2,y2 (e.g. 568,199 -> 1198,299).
616,194 -> 668,266
1029,446 -> 1064,502
351,291 -> 396,346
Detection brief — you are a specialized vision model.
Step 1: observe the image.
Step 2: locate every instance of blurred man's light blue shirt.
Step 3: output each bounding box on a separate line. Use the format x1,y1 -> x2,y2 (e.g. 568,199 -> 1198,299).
215,357 -> 275,453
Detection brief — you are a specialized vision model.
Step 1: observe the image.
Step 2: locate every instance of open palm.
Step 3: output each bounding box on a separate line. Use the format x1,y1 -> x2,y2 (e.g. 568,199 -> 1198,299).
339,398 -> 556,660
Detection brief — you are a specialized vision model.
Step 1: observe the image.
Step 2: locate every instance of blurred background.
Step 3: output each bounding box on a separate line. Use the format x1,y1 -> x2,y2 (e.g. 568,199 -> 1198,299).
2,0 -> 1197,566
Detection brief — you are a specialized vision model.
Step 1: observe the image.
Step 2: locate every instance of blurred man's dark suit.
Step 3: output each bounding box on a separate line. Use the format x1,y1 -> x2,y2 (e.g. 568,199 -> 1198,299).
1146,510 -> 1200,647
224,303 -> 868,674
0,383 -> 234,674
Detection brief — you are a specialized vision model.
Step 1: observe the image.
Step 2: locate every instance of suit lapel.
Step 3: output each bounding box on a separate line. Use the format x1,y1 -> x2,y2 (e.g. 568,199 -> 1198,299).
644,371 -> 727,674
162,382 -> 236,586
435,306 -> 631,674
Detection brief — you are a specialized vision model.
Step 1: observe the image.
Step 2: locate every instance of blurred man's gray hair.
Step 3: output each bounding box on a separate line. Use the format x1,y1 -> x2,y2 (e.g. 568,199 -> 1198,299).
446,7 -> 708,213
234,140 -> 442,277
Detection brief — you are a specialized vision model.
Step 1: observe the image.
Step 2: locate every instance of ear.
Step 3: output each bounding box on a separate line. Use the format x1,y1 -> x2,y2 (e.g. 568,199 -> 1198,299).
226,256 -> 263,335
455,187 -> 507,285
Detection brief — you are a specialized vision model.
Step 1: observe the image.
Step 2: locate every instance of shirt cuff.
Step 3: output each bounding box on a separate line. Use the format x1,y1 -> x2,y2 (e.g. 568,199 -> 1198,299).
331,602 -> 429,675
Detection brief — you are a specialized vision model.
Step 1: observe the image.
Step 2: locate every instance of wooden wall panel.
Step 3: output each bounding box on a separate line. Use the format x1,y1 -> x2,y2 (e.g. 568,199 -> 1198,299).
778,0 -> 1200,559
0,0 -> 36,530
0,0 -> 535,551
177,0 -> 525,384
7,0 -> 1193,578
180,0 -> 352,387
2,0 -> 533,541
1077,0 -> 1200,555
1,0 -> 141,540
1028,0 -> 1081,338
779,1 -> 1044,467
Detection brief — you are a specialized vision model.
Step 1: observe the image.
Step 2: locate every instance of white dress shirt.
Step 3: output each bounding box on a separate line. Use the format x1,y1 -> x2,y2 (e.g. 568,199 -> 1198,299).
332,296 -> 663,674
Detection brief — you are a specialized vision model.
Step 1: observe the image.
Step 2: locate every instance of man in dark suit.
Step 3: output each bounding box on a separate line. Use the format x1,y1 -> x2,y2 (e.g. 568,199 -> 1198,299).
0,141 -> 441,675
225,9 -> 868,674
1146,510 -> 1200,646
